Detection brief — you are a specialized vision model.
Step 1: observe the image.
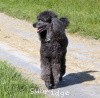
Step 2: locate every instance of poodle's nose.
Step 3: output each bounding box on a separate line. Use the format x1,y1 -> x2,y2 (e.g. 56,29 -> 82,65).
33,23 -> 36,27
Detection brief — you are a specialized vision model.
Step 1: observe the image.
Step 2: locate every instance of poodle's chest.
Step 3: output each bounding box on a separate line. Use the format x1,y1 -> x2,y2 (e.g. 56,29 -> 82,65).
41,42 -> 62,57
42,41 -> 61,50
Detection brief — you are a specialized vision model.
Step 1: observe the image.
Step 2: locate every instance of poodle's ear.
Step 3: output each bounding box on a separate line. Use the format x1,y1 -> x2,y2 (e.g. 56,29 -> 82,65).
60,17 -> 69,28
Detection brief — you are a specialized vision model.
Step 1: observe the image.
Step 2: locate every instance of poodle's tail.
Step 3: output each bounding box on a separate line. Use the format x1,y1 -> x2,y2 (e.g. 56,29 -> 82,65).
60,17 -> 69,28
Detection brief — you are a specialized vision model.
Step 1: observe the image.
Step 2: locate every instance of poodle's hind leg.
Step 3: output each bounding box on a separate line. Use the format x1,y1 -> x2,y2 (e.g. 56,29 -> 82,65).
60,54 -> 66,81
59,65 -> 66,82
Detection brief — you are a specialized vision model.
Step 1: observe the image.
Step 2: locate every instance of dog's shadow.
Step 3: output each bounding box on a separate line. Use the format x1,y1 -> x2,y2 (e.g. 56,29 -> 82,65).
58,71 -> 96,88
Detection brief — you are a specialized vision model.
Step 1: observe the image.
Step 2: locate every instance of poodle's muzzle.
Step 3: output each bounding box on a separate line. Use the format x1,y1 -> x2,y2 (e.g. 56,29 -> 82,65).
33,20 -> 48,33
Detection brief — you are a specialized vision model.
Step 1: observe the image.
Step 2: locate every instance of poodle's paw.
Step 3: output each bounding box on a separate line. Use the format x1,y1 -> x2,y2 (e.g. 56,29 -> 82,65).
59,76 -> 63,81
45,82 -> 53,89
52,85 -> 57,89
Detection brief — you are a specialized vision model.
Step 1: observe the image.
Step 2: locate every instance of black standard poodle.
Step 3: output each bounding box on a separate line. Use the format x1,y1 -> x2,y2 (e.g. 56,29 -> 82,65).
33,10 -> 69,89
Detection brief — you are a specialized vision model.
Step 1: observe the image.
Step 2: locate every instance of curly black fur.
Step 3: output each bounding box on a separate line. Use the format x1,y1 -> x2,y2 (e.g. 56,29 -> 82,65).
33,11 -> 69,89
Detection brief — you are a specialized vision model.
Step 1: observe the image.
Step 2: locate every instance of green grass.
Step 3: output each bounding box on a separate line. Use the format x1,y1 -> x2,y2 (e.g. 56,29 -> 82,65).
0,61 -> 45,98
0,0 -> 100,39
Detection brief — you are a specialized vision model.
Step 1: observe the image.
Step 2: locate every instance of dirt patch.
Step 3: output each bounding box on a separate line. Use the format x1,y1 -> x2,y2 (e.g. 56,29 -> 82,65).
0,28 -> 40,57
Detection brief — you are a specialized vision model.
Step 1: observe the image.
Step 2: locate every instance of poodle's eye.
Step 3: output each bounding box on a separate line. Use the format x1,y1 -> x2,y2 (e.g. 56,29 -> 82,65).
38,18 -> 45,22
38,19 -> 41,21
46,18 -> 51,23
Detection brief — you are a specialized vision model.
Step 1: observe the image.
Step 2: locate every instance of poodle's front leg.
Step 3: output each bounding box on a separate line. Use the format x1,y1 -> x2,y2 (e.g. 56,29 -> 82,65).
41,57 -> 53,89
51,58 -> 61,88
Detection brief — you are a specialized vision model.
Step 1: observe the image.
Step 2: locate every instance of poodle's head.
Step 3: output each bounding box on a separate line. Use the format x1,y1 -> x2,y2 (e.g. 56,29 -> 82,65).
33,10 -> 69,34
33,11 -> 57,33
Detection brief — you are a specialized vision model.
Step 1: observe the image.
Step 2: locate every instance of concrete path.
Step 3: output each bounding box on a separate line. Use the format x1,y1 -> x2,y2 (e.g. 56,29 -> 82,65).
0,13 -> 100,98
